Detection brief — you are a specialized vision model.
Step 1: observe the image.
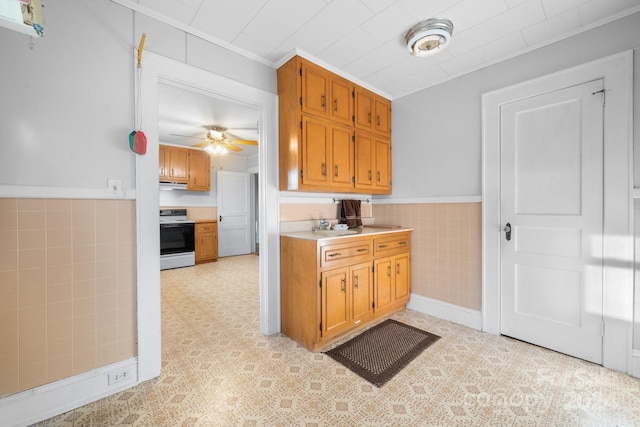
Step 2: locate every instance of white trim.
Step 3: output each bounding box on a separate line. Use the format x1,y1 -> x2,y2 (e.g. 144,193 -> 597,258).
632,350 -> 640,379
373,195 -> 481,205
0,185 -> 136,199
135,52 -> 280,387
279,191 -> 373,204
632,188 -> 640,199
481,51 -> 633,373
1,358 -> 138,427
406,293 -> 482,331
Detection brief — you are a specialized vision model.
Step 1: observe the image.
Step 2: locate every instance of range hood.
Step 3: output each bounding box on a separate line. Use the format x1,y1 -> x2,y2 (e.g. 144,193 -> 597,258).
159,181 -> 187,191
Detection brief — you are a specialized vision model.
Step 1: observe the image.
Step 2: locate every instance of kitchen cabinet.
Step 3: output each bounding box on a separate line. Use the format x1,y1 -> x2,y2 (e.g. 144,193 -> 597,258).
277,55 -> 391,194
299,116 -> 354,190
188,149 -> 211,191
300,58 -> 354,127
354,132 -> 391,192
159,145 -> 189,183
280,229 -> 411,351
355,87 -> 391,137
159,144 -> 210,191
195,221 -> 217,264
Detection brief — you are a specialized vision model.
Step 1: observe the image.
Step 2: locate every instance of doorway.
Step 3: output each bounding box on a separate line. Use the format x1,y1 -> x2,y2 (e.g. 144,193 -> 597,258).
482,51 -> 633,372
136,51 -> 280,383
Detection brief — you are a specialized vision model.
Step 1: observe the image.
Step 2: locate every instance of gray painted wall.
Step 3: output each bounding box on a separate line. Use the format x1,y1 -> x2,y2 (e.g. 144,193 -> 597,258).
389,12 -> 640,198
0,0 -> 275,193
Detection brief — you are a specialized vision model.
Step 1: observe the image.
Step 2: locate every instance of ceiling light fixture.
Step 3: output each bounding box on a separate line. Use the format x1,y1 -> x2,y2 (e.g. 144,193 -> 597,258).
405,18 -> 454,57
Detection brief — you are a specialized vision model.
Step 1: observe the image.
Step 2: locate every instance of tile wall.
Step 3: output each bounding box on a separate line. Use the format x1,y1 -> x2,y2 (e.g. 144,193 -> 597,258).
278,201 -> 482,311
0,198 -> 137,397
374,203 -> 482,310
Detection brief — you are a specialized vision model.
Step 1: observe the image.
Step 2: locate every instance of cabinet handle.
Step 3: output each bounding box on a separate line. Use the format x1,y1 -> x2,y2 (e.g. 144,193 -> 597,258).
354,275 -> 359,289
171,168 -> 174,176
377,171 -> 381,182
356,248 -> 367,252
321,95 -> 326,107
397,263 -> 401,275
341,278 -> 346,292
376,115 -> 381,126
334,99 -> 338,111
322,162 -> 327,176
334,165 -> 339,177
399,241 -> 407,246
379,244 -> 388,248
367,112 -> 371,123
368,170 -> 372,180
387,266 -> 391,277
328,252 -> 342,257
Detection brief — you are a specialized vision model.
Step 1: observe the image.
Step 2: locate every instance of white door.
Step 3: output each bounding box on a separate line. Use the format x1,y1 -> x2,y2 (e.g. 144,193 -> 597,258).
217,171 -> 251,257
500,79 -> 604,364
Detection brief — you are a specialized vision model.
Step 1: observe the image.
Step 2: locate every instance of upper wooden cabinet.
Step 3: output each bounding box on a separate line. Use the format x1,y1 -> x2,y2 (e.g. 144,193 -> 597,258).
355,86 -> 391,136
300,59 -> 354,127
354,132 -> 391,193
187,149 -> 211,191
159,145 -> 189,183
278,56 -> 391,194
159,144 -> 210,191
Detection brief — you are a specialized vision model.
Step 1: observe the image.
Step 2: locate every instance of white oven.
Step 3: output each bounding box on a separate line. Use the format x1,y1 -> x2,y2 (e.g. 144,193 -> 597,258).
160,209 -> 195,270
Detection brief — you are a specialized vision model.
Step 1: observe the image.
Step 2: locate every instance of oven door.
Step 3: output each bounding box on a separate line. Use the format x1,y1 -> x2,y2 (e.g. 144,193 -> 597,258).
160,222 -> 195,255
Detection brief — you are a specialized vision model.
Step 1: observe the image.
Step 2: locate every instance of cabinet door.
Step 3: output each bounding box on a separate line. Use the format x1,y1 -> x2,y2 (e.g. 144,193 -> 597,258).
168,147 -> 189,182
159,145 -> 169,180
330,125 -> 354,189
188,150 -> 211,191
354,88 -> 373,131
394,254 -> 410,303
374,257 -> 394,313
330,76 -> 353,126
322,267 -> 350,340
374,137 -> 391,191
354,132 -> 374,189
351,262 -> 373,325
301,116 -> 330,187
301,62 -> 329,118
374,96 -> 391,135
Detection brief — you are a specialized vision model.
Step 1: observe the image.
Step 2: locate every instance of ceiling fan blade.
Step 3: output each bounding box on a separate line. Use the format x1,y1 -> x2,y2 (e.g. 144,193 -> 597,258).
191,141 -> 210,148
171,133 -> 203,140
224,143 -> 243,152
227,139 -> 258,146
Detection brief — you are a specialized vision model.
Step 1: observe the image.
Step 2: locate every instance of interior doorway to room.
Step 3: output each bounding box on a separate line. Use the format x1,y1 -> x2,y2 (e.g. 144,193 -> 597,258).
498,79 -> 604,364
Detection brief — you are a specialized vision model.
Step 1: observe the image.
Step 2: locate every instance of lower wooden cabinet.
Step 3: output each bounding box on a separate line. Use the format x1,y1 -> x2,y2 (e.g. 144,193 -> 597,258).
281,230 -> 411,351
195,221 -> 217,264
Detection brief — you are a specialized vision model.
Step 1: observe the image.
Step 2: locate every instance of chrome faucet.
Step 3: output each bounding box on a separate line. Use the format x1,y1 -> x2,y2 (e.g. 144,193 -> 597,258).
318,218 -> 331,230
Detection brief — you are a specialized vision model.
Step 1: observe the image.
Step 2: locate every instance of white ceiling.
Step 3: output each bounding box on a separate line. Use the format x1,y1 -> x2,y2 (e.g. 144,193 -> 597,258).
130,0 -> 639,155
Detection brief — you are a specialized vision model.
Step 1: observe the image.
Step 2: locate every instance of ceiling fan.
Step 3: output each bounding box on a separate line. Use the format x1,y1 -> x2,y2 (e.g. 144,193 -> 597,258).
171,126 -> 258,155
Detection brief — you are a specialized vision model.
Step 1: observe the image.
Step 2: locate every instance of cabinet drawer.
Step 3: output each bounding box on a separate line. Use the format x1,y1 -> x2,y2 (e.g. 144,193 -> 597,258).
321,240 -> 372,269
196,223 -> 216,233
374,233 -> 410,257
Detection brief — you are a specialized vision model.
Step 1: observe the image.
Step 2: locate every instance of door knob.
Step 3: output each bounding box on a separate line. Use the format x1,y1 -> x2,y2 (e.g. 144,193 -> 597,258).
504,223 -> 511,241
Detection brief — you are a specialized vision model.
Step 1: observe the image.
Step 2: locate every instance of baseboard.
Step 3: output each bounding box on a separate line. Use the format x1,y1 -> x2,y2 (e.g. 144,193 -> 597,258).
632,350 -> 640,379
1,358 -> 139,427
406,293 -> 482,331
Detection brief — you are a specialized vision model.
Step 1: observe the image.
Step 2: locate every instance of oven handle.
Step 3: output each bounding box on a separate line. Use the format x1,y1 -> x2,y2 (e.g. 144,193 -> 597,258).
160,223 -> 184,229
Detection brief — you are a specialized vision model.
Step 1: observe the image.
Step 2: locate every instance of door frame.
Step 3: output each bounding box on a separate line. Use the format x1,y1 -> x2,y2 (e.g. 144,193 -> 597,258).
135,51 -> 280,383
481,51 -> 633,373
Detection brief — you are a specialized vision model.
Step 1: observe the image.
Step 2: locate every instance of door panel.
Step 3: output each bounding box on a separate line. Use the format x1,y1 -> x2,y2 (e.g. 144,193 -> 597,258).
351,262 -> 373,325
331,126 -> 353,189
322,268 -> 349,339
500,79 -> 604,364
394,254 -> 410,302
374,258 -> 393,312
217,171 -> 251,257
302,116 -> 329,187
301,64 -> 328,117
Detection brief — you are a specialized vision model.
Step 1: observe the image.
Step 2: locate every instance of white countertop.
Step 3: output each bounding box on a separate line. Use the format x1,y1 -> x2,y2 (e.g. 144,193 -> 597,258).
280,225 -> 413,241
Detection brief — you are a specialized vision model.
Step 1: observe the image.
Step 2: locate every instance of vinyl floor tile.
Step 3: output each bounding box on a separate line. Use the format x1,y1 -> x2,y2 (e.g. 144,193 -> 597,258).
33,254 -> 640,426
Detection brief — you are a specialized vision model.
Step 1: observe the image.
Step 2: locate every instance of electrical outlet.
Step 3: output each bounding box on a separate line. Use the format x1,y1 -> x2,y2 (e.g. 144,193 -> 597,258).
107,178 -> 123,197
108,367 -> 132,385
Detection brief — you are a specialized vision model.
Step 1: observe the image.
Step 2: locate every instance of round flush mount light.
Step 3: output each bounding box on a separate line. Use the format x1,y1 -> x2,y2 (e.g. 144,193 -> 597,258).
405,18 -> 454,57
